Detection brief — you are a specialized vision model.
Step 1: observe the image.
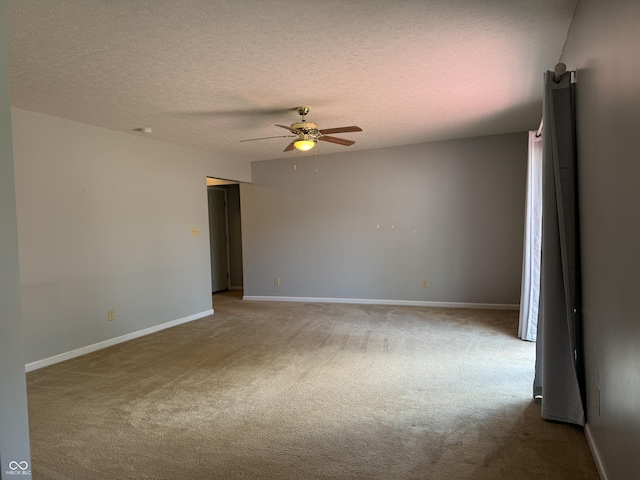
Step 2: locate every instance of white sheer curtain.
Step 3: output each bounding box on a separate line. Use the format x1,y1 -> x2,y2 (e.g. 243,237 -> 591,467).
518,131 -> 543,342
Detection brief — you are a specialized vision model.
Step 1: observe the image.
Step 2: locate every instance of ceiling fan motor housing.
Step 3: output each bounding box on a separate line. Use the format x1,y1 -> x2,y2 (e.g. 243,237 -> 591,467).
290,121 -> 319,138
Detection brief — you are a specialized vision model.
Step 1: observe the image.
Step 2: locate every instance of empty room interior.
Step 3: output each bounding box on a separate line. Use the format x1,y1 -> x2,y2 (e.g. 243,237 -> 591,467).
1,1 -> 639,479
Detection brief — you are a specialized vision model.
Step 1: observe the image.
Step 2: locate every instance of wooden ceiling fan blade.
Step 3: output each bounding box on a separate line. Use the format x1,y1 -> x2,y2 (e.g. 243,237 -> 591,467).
284,141 -> 296,152
318,135 -> 355,146
318,126 -> 362,135
240,134 -> 294,142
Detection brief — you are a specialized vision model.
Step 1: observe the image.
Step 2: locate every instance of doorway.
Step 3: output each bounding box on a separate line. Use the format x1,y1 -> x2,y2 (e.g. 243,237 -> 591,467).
208,187 -> 228,293
207,182 -> 244,294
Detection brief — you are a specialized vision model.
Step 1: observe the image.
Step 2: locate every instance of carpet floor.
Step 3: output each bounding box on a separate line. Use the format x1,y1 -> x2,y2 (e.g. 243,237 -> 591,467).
26,291 -> 599,479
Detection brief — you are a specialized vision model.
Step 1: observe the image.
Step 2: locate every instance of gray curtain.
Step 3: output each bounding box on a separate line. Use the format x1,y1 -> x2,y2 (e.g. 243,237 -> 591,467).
533,70 -> 585,426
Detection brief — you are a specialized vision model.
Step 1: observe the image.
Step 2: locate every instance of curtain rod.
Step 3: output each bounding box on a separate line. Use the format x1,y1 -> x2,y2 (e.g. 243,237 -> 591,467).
536,63 -> 571,137
553,62 -> 568,81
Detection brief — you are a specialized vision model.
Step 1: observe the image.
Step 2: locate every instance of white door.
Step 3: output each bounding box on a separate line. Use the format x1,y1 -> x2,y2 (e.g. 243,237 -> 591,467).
208,188 -> 229,292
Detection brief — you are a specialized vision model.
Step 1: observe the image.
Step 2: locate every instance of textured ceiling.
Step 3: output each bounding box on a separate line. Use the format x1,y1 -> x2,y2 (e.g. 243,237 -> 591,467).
6,0 -> 576,163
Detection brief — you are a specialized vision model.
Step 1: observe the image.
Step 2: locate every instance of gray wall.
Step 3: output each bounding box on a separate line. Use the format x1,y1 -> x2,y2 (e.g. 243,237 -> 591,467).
560,0 -> 640,477
12,108 -> 251,365
0,1 -> 32,476
241,132 -> 527,305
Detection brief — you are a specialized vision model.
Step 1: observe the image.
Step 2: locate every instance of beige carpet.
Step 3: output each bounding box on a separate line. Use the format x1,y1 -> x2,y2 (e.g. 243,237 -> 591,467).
27,291 -> 599,479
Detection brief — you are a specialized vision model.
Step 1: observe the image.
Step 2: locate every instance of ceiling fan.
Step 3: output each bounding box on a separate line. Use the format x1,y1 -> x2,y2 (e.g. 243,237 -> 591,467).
240,106 -> 362,152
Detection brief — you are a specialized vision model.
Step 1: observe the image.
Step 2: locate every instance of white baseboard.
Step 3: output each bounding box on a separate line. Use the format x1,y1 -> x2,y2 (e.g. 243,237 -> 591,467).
242,296 -> 519,310
25,309 -> 214,372
585,423 -> 608,480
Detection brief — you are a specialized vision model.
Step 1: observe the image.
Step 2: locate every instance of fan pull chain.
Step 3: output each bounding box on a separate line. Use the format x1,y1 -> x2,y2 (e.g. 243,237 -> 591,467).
312,145 -> 317,173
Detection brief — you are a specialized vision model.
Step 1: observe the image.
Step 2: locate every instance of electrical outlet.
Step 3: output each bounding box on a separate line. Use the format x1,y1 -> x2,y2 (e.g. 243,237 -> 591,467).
595,384 -> 601,416
274,277 -> 280,286
190,227 -> 199,236
108,309 -> 115,321
422,279 -> 428,288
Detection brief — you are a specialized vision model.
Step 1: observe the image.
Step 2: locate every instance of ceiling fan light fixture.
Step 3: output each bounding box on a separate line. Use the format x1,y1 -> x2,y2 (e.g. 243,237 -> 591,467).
294,136 -> 316,151
241,107 -> 361,152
